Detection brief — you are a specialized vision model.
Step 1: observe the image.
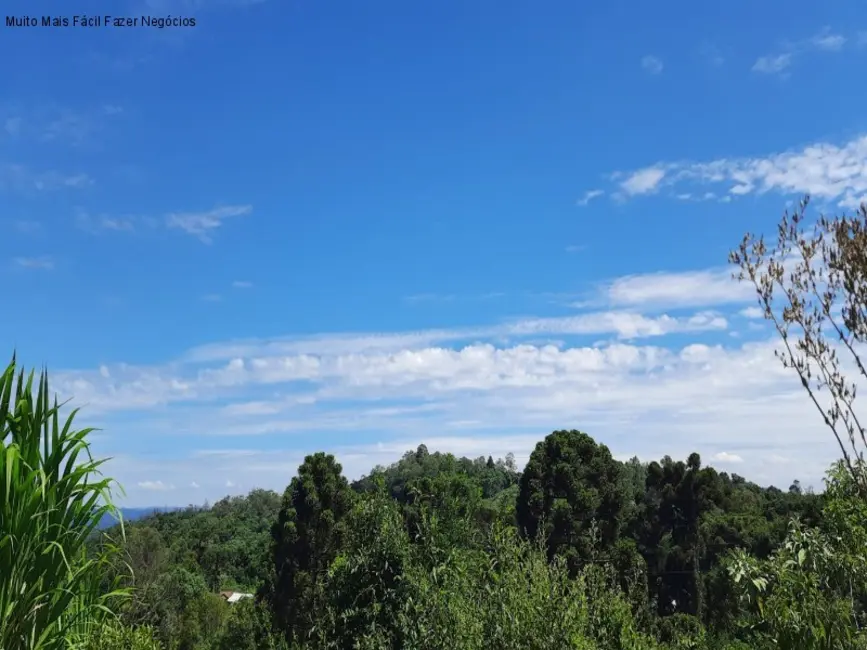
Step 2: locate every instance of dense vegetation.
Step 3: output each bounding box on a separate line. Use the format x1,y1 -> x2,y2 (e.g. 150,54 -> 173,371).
86,434 -> 851,650
3,198 -> 867,649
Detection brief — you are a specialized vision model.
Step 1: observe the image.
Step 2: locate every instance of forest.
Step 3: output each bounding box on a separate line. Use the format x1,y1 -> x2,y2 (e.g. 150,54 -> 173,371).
90,437 -> 849,650
3,199 -> 867,650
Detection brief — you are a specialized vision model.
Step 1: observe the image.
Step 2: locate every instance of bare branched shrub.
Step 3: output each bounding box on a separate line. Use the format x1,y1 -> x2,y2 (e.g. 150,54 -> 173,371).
729,196 -> 867,497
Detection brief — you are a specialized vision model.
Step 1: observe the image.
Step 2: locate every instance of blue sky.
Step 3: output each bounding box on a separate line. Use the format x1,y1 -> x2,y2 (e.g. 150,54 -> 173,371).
3,0 -> 867,505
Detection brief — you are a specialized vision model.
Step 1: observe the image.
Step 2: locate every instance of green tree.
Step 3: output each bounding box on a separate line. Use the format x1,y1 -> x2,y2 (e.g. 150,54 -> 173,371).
639,454 -> 719,619
176,592 -> 229,650
728,520 -> 862,649
318,487 -> 413,648
147,566 -> 209,648
216,599 -> 288,650
404,472 -> 482,551
268,452 -> 353,644
352,445 -> 519,504
112,489 -> 281,594
727,462 -> 867,649
113,526 -> 169,628
516,430 -> 627,573
124,526 -> 168,588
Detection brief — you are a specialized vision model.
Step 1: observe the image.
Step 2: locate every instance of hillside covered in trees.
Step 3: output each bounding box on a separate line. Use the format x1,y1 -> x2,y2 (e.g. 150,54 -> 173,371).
90,432 -> 849,650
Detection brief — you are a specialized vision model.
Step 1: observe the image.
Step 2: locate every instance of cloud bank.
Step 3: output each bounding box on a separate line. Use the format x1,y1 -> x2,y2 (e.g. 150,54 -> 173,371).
46,264 -> 847,506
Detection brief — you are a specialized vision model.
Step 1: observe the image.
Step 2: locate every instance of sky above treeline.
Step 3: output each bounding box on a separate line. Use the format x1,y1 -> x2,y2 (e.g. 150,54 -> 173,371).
2,0 -> 867,505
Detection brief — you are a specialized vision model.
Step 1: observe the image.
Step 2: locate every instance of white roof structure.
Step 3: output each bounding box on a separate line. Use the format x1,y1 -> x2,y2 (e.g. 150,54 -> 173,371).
225,592 -> 253,604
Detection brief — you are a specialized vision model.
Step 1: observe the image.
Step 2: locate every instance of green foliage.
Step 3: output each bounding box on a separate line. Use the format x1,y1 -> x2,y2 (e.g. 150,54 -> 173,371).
142,567 -> 210,648
83,620 -> 161,650
517,430 -> 627,572
175,592 -> 229,650
581,564 -> 659,650
98,432 -> 834,650
404,471 -> 483,551
354,445 -> 520,503
269,452 -> 354,643
316,489 -> 413,648
657,613 -> 705,648
125,526 -> 169,587
728,521 -> 862,649
314,501 -> 658,650
638,454 -> 715,619
479,482 -> 519,527
215,598 -> 288,650
411,523 -> 598,650
0,356 -> 128,650
9,383 -> 849,650
727,465 -> 867,650
115,489 -> 281,592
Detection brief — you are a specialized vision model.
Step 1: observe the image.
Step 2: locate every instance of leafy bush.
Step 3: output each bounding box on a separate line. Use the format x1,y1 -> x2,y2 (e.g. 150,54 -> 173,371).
0,357 -> 127,649
84,621 -> 161,650
727,467 -> 867,650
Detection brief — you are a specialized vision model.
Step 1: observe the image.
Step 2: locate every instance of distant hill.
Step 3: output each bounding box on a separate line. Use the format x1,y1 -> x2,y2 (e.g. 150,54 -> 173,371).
97,506 -> 184,530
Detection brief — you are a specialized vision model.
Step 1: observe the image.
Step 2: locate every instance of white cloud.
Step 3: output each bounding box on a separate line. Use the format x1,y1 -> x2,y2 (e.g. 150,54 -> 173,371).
222,401 -> 286,417
75,210 -> 138,234
190,481 -> 200,488
76,206 -> 253,240
604,268 -> 752,309
641,55 -> 663,75
752,53 -> 793,75
84,351 -> 849,504
195,449 -> 261,458
202,294 -> 223,303
0,165 -> 93,193
713,451 -> 744,464
232,280 -> 253,289
501,311 -> 727,339
0,103 -> 124,146
51,261 -> 861,505
739,306 -> 764,319
93,331 -> 843,505
753,28 -> 848,75
51,308 -> 731,420
138,480 -> 174,491
40,111 -> 92,146
166,204 -> 252,243
14,256 -> 54,270
181,309 -> 726,366
810,28 -> 846,51
620,167 -> 667,196
577,189 -> 604,206
604,134 -> 867,208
